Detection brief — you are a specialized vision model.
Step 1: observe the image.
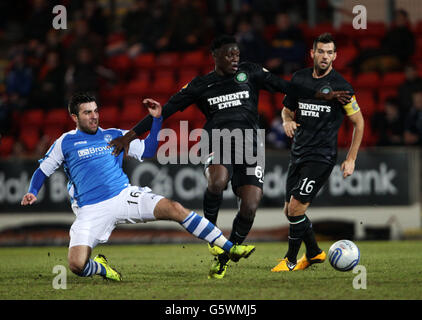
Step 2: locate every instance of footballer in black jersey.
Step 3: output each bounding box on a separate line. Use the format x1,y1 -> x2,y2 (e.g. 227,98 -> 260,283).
272,33 -> 364,272
109,35 -> 351,279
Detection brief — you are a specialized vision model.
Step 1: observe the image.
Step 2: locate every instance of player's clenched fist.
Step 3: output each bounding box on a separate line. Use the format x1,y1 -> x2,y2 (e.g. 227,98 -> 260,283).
283,120 -> 300,138
21,193 -> 37,205
340,159 -> 355,178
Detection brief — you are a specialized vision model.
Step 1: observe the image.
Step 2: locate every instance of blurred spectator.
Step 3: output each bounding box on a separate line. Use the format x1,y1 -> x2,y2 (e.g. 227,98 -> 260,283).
404,90 -> 422,146
45,29 -> 65,60
123,1 -> 169,55
34,135 -> 51,159
65,47 -> 115,96
381,9 -> 415,65
233,1 -> 254,25
265,12 -> 306,75
317,0 -> 335,24
398,64 -> 422,113
235,17 -> 268,64
5,0 -> 422,160
10,135 -> 50,160
0,94 -> 11,136
265,106 -> 289,149
66,18 -> 103,65
31,51 -> 65,110
83,0 -> 109,38
24,0 -> 51,41
65,47 -> 100,95
6,51 -> 33,110
158,0 -> 204,52
266,115 -> 289,149
25,39 -> 47,75
144,2 -> 170,52
10,141 -> 28,159
121,0 -> 168,56
371,97 -> 404,146
213,14 -> 236,37
351,9 -> 415,74
247,0 -> 286,22
121,0 -> 151,54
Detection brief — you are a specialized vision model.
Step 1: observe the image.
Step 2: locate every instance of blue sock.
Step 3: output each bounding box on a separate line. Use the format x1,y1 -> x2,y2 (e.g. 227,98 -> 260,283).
181,211 -> 233,252
80,259 -> 106,277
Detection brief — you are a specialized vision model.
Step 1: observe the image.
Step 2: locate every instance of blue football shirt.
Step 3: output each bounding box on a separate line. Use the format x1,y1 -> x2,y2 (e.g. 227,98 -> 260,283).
39,127 -> 145,207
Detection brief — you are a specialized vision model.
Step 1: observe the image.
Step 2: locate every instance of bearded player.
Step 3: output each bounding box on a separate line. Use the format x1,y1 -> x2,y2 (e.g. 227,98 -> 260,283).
271,33 -> 364,272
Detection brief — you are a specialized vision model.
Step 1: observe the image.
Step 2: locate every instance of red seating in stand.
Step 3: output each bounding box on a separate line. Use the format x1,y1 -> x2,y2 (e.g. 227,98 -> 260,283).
44,109 -> 69,129
0,136 -> 15,157
100,105 -> 119,128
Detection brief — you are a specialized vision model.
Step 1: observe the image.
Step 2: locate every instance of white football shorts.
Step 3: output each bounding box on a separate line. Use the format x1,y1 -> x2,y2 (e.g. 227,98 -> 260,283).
69,185 -> 164,248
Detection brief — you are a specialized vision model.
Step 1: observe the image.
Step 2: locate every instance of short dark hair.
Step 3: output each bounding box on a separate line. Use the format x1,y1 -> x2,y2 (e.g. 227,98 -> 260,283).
68,92 -> 97,116
210,35 -> 237,52
313,33 -> 336,51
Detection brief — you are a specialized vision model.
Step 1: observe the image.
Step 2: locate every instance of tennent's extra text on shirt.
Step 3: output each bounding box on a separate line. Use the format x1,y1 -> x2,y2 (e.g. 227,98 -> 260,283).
283,68 -> 360,165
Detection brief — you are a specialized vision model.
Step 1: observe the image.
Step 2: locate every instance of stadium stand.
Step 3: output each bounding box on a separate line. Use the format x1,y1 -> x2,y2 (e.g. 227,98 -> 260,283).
99,105 -> 119,129
1,1 -> 422,158
0,136 -> 14,157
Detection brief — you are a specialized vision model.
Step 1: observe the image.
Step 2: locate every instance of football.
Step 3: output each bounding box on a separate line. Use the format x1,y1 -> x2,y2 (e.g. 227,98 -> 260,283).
328,240 -> 360,271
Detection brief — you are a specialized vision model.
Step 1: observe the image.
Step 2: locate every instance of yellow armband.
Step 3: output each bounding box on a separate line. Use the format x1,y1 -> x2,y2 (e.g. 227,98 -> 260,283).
343,95 -> 360,116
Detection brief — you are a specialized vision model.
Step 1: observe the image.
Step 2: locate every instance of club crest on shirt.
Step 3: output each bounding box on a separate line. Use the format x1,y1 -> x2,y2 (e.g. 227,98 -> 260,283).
320,85 -> 332,94
235,72 -> 248,83
104,134 -> 112,143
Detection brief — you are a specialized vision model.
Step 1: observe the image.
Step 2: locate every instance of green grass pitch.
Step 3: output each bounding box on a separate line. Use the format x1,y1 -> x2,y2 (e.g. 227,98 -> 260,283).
0,240 -> 421,300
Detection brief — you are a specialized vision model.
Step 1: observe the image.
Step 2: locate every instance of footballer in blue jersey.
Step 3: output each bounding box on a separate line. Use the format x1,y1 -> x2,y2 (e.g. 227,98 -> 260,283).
21,93 -> 256,281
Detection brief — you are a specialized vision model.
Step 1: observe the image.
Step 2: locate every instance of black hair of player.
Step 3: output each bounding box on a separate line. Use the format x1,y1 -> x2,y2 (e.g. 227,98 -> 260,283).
211,35 -> 238,52
68,92 -> 97,116
313,33 -> 337,52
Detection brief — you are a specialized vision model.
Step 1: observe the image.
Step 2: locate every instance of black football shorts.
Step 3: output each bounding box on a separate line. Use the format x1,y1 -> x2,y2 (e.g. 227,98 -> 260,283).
285,161 -> 334,204
204,152 -> 264,195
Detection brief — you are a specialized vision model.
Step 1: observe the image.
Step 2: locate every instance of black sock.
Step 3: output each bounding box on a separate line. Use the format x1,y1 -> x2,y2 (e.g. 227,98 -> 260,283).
203,189 -> 223,226
229,213 -> 254,245
285,215 -> 309,264
302,215 -> 321,258
218,252 -> 230,265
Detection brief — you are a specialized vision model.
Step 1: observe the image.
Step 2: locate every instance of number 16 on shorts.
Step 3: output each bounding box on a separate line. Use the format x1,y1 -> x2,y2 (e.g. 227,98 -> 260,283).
299,178 -> 315,196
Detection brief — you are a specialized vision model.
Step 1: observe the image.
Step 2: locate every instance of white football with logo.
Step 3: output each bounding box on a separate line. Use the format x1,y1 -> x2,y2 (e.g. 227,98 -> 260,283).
328,240 -> 360,272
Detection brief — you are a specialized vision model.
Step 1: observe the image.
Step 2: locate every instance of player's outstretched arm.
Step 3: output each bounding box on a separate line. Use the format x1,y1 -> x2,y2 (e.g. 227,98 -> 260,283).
141,99 -> 163,158
260,69 -> 351,104
109,98 -> 178,156
108,99 -> 160,157
21,168 -> 47,205
315,91 -> 351,105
